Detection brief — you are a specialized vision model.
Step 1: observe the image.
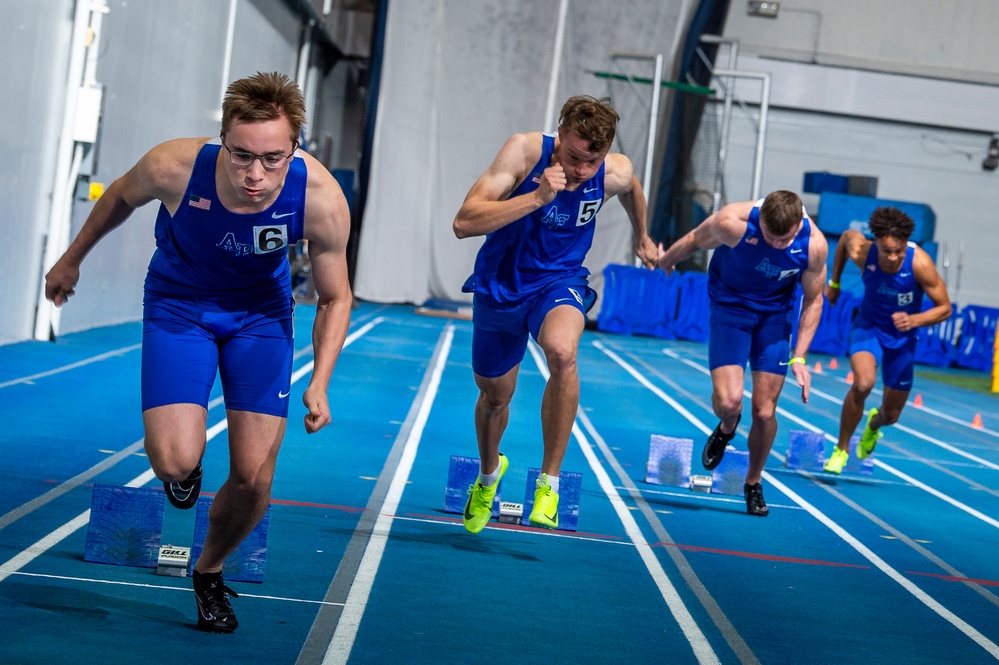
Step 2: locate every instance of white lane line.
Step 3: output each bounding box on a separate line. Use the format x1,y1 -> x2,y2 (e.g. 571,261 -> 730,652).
0,318 -> 383,584
8,571 -> 344,605
322,324 -> 453,665
0,344 -> 142,389
529,341 -> 721,665
612,344 -> 999,658
663,349 -> 999,530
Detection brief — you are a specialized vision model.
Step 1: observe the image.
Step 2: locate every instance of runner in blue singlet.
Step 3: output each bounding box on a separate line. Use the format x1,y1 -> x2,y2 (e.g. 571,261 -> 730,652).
454,96 -> 658,533
823,207 -> 951,474
45,72 -> 353,633
658,191 -> 828,516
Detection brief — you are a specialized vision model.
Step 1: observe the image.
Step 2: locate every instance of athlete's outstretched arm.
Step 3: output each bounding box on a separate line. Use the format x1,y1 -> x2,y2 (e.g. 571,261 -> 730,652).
302,154 -> 353,434
44,138 -> 200,306
789,225 -> 829,403
604,154 -> 656,269
656,199 -> 755,274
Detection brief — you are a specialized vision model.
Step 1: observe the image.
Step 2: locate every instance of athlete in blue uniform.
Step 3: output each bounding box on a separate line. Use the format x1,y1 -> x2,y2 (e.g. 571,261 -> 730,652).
658,191 -> 828,516
45,72 -> 353,632
823,207 -> 950,473
454,95 -> 657,532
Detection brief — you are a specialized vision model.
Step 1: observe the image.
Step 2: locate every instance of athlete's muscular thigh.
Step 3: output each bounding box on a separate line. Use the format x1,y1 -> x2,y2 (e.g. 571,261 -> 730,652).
143,403 -> 208,482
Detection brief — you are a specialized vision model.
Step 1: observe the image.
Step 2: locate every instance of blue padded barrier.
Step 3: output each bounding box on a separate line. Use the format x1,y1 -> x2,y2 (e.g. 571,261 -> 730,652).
955,305 -> 999,372
914,299 -> 957,367
810,292 -> 858,356
673,272 -> 710,342
597,264 -> 677,339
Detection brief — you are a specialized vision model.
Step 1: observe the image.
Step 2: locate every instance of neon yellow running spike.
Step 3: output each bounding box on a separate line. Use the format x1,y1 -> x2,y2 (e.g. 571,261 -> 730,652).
823,447 -> 849,474
462,454 -> 508,534
528,476 -> 559,529
857,408 -> 883,460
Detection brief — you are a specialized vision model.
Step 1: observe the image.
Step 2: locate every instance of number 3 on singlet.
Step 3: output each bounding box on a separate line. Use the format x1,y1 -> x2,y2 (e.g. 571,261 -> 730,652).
576,199 -> 601,226
253,225 -> 288,254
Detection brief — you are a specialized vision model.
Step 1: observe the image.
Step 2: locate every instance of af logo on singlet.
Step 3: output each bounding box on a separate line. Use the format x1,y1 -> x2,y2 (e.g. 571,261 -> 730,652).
754,258 -> 799,281
216,225 -> 288,256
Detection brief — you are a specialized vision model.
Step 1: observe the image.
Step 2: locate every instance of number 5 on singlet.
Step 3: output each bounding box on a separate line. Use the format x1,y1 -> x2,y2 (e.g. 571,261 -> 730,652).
576,199 -> 601,226
253,225 -> 288,254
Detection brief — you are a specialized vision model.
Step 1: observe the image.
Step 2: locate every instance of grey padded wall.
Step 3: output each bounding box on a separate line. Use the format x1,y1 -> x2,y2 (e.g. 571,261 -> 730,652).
0,0 -> 75,345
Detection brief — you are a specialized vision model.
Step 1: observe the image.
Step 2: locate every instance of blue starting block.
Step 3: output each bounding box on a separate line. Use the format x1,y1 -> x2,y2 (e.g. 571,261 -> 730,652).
444,455 -> 501,517
786,430 -> 825,471
711,449 -> 749,495
844,435 -> 875,476
786,430 -> 874,475
189,497 -> 270,583
84,484 -> 165,568
645,435 -> 693,487
522,468 -> 582,532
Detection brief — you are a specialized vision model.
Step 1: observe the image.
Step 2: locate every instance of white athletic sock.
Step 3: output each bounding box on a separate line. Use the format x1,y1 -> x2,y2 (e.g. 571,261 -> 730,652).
539,473 -> 559,493
479,462 -> 501,487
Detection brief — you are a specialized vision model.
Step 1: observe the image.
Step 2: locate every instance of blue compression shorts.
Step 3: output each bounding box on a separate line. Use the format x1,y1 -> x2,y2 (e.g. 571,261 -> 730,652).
848,324 -> 916,391
471,280 -> 594,378
708,303 -> 794,375
141,295 -> 295,417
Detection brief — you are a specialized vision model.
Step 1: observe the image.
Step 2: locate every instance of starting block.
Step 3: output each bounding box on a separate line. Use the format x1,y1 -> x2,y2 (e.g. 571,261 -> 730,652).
645,435 -> 693,487
443,455 -> 501,517
711,449 -> 749,495
785,430 -> 874,476
786,430 -> 825,471
156,544 -> 191,577
844,436 -> 874,476
84,484 -> 164,569
522,468 -> 582,532
190,497 -> 270,583
498,501 -> 523,524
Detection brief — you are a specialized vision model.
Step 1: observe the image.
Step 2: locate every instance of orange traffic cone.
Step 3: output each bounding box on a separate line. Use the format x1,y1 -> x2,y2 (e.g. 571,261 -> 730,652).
846,371 -> 854,384
972,413 -> 984,428
829,357 -> 839,370
813,361 -> 823,373
913,394 -> 923,407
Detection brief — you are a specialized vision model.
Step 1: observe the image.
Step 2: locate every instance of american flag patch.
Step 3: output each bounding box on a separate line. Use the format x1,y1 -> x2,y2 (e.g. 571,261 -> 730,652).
189,195 -> 211,210
746,237 -> 758,245
532,174 -> 541,183
867,264 -> 875,271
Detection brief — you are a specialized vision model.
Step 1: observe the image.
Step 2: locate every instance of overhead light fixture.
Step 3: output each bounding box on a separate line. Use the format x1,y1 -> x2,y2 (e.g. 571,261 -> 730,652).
747,1 -> 780,18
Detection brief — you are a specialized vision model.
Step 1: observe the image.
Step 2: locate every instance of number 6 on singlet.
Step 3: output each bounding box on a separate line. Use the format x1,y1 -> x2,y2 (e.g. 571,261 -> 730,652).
253,225 -> 288,254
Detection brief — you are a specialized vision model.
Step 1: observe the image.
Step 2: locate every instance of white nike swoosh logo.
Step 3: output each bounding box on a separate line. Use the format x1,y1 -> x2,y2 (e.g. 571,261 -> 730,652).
584,186 -> 598,193
272,211 -> 294,219
778,361 -> 790,366
554,298 -> 574,303
790,249 -> 802,253
278,390 -> 290,398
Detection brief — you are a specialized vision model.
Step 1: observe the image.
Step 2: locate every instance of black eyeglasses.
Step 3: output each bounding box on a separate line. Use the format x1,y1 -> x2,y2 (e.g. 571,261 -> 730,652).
220,136 -> 298,171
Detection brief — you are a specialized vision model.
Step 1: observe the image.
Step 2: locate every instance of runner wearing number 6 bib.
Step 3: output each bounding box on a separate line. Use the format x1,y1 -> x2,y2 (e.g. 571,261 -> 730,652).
43,72 -> 353,633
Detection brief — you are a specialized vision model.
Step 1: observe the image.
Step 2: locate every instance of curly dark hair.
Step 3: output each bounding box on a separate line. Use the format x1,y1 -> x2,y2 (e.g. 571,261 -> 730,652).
558,96 -> 620,153
759,190 -> 804,236
867,207 -> 914,240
